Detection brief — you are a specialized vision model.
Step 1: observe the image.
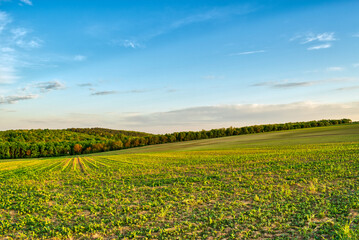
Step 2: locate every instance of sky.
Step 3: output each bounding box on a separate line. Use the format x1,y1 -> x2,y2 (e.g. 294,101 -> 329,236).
0,0 -> 359,133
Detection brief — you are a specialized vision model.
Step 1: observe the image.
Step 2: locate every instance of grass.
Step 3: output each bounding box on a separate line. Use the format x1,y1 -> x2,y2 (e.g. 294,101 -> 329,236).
0,124 -> 358,239
93,123 -> 359,155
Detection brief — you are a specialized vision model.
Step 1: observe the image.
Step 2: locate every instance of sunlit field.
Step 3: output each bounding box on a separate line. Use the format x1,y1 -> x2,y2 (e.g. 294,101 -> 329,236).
0,124 -> 358,239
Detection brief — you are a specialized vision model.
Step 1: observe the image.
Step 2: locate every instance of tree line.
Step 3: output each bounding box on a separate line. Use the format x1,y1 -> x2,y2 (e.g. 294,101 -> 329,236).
0,119 -> 352,159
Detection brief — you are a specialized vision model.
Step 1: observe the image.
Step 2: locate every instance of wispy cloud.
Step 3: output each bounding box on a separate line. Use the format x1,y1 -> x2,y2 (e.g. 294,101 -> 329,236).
335,85 -> 359,91
326,66 -> 344,72
0,66 -> 18,84
78,83 -> 93,87
15,38 -> 42,49
111,39 -> 141,49
73,55 -> 87,61
307,43 -> 332,50
229,50 -> 266,56
0,11 -> 11,33
0,11 -> 43,86
253,80 -> 313,89
170,7 -> 251,29
202,75 -> 224,80
90,88 -> 156,96
0,94 -> 37,104
19,0 -> 32,6
91,90 -> 117,96
252,78 -> 351,89
353,63 -> 359,68
15,101 -> 359,133
123,40 -> 139,48
102,5 -> 255,49
34,80 -> 65,92
11,28 -> 27,39
302,32 -> 336,44
1,47 -> 15,53
10,27 -> 42,49
292,32 -> 336,51
145,5 -> 255,42
291,32 -> 336,44
125,89 -> 148,94
118,101 -> 359,133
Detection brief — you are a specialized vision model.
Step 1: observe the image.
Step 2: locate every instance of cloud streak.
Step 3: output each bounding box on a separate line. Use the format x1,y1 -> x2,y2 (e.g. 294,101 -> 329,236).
34,80 -> 66,92
326,67 -> 344,72
3,101 -> 358,133
302,32 -> 336,44
78,83 -> 93,87
335,85 -> 359,91
307,43 -> 332,50
252,78 -> 352,89
292,32 -> 335,51
229,50 -> 266,56
253,80 -> 313,89
0,11 -> 43,86
20,0 -> 32,6
119,101 -> 359,133
111,39 -> 141,49
0,65 -> 18,84
74,55 -> 87,61
0,94 -> 37,104
91,90 -> 117,96
0,11 -> 11,33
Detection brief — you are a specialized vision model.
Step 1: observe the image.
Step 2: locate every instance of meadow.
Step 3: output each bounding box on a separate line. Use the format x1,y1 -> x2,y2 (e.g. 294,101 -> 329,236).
0,124 -> 358,239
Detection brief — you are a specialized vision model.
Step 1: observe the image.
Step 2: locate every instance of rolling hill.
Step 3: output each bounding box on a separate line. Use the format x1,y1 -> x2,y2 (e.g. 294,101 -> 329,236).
0,123 -> 358,239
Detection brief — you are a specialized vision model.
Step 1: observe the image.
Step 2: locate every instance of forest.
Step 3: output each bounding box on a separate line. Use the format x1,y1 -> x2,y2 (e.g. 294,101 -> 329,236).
0,119 -> 352,159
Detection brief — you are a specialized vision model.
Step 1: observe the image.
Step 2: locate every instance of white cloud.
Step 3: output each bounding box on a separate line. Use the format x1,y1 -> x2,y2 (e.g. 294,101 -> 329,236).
253,78 -> 353,89
1,47 -> 14,53
16,101 -> 358,133
15,38 -> 42,49
0,94 -> 37,104
118,102 -> 359,133
302,32 -> 336,44
335,86 -> 359,91
34,80 -> 66,92
0,50 -> 18,84
353,63 -> 359,68
122,40 -> 139,49
74,55 -> 87,61
326,67 -> 344,72
0,11 -> 11,33
292,32 -> 336,51
111,39 -> 141,49
11,28 -> 27,39
9,28 -> 42,49
146,5 -> 254,41
19,0 -> 32,6
229,50 -> 266,56
307,43 -> 332,50
91,90 -> 117,96
0,66 -> 18,84
253,80 -> 313,88
171,9 -> 226,29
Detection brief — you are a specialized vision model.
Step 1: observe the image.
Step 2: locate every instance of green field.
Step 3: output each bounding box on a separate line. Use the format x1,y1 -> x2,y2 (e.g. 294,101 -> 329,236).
0,124 -> 358,239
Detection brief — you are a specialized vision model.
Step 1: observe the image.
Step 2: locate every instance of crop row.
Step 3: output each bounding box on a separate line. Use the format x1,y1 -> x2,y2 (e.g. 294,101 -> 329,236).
0,142 -> 358,239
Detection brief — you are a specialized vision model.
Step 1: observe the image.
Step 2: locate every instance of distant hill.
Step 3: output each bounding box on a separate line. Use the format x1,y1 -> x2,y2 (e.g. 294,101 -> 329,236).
0,119 -> 352,159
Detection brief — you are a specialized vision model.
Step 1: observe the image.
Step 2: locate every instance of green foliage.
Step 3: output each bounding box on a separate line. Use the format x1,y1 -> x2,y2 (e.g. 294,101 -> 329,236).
0,119 -> 353,159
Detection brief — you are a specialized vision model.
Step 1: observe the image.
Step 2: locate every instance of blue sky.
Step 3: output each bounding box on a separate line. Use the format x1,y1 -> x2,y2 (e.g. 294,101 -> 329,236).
0,0 -> 359,133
